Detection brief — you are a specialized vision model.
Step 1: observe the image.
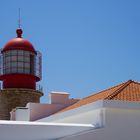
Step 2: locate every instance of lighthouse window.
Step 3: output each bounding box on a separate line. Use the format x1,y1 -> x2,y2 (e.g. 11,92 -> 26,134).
18,50 -> 24,55
11,56 -> 17,61
18,56 -> 24,61
24,69 -> 30,74
5,68 -> 10,73
5,62 -> 10,68
18,68 -> 24,73
18,62 -> 24,67
5,51 -> 10,56
2,50 -> 39,75
11,50 -> 17,55
24,51 -> 30,56
24,63 -> 30,68
11,68 -> 17,73
11,62 -> 17,67
5,56 -> 10,62
24,57 -> 30,62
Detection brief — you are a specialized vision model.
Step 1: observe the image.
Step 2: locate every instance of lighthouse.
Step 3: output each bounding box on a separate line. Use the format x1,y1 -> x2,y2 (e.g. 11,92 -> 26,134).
0,28 -> 43,120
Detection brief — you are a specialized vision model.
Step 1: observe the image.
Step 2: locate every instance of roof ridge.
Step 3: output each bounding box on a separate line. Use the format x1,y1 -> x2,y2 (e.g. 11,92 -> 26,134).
131,80 -> 140,85
83,81 -> 127,100
55,79 -> 140,114
105,80 -> 133,100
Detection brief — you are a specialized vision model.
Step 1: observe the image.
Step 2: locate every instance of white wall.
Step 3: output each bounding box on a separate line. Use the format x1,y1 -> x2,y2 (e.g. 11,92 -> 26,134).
15,107 -> 29,121
37,100 -> 140,140
59,108 -> 140,140
11,92 -> 79,121
27,103 -> 66,121
49,92 -> 79,105
43,108 -> 104,127
49,92 -> 69,104
38,100 -> 104,126
11,99 -> 140,140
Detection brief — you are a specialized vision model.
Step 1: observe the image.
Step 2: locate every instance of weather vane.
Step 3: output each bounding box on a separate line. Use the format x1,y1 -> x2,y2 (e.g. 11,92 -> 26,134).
18,8 -> 21,28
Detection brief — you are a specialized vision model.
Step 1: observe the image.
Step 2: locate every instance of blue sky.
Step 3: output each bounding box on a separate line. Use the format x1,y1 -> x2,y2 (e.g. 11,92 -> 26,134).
0,0 -> 140,102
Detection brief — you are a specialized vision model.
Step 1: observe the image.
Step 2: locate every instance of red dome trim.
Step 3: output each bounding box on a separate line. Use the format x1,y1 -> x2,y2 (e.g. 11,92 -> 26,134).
0,73 -> 40,82
2,38 -> 36,53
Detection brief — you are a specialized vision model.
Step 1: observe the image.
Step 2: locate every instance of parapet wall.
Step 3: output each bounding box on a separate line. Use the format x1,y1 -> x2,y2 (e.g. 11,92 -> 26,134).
0,88 -> 43,120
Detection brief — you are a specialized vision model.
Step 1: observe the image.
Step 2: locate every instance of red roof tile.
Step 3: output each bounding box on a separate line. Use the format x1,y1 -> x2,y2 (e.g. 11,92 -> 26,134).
58,80 -> 140,113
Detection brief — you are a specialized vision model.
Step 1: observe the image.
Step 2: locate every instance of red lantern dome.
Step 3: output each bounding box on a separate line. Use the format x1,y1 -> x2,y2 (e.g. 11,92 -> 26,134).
0,28 -> 42,89
2,28 -> 36,53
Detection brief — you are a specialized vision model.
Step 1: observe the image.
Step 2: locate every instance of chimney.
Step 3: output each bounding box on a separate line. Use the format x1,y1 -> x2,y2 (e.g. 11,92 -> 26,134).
49,91 -> 70,104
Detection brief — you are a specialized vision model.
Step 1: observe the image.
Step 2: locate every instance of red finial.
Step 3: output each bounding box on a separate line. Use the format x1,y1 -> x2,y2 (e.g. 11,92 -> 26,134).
16,28 -> 23,38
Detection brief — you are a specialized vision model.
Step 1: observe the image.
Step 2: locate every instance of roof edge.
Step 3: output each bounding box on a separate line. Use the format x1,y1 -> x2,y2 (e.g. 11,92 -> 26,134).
105,80 -> 133,100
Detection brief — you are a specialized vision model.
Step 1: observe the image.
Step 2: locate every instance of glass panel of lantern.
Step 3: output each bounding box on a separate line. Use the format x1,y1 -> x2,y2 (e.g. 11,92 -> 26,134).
11,50 -> 17,55
18,68 -> 24,73
24,63 -> 30,68
18,56 -> 24,62
11,56 -> 17,61
11,62 -> 17,67
24,51 -> 30,56
18,62 -> 24,68
18,50 -> 24,55
11,68 -> 17,73
5,62 -> 10,69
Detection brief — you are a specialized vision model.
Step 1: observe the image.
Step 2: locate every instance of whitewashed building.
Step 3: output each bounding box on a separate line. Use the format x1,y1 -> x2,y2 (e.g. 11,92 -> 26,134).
0,79 -> 140,140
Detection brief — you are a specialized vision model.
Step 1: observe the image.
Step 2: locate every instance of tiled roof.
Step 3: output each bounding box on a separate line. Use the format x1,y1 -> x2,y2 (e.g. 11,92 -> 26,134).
58,80 -> 140,113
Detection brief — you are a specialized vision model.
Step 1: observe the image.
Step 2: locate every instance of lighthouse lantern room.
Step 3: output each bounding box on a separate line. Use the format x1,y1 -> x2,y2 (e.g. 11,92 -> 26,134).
0,28 -> 42,89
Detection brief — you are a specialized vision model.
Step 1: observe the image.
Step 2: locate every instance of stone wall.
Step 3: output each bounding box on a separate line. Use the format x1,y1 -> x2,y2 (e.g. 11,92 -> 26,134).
0,88 -> 43,120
